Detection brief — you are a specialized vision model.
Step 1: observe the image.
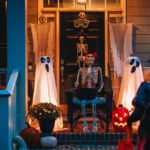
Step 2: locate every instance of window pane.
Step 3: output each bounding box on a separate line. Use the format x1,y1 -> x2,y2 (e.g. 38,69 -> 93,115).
43,0 -> 121,8
91,0 -> 105,8
106,0 -> 120,8
44,0 -> 59,7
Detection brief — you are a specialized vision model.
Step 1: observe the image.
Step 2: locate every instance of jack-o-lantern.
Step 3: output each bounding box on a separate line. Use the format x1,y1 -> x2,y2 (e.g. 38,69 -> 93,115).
112,104 -> 129,132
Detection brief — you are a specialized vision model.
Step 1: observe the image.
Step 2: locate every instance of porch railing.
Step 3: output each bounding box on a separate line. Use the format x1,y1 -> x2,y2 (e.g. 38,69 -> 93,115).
0,68 -> 19,150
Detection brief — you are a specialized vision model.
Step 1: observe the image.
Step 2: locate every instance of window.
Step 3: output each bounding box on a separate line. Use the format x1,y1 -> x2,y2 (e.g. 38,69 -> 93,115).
43,0 -> 121,8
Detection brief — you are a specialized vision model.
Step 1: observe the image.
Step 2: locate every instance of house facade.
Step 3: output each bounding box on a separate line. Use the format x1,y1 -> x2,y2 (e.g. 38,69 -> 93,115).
0,0 -> 150,149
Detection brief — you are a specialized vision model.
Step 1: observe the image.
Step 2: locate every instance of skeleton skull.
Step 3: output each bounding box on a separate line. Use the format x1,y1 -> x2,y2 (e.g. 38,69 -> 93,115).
39,15 -> 47,24
116,14 -> 124,23
79,12 -> 86,19
85,54 -> 95,65
79,36 -> 84,44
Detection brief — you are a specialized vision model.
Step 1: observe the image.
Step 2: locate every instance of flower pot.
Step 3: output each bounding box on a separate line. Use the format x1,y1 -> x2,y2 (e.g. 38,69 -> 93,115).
39,119 -> 55,133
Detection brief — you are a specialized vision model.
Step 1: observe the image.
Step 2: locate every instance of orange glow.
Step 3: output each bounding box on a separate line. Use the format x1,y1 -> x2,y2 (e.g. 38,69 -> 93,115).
114,122 -> 127,127
124,113 -> 127,117
119,117 -> 123,121
115,113 -> 118,117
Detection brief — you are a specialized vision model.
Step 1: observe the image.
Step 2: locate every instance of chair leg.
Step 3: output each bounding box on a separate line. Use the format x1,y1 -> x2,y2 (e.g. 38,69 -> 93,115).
70,122 -> 74,132
106,122 -> 109,132
73,120 -> 78,128
99,119 -> 104,128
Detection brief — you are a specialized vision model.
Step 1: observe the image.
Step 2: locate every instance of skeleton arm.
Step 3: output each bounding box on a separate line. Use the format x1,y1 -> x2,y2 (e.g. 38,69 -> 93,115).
97,67 -> 104,92
75,68 -> 83,87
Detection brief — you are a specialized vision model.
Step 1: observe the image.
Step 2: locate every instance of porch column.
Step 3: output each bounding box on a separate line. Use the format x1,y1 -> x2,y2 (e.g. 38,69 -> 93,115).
7,0 -> 27,134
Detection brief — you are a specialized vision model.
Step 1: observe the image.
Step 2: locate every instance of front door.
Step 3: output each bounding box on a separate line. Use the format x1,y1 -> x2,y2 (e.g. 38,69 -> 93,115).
60,12 -> 105,104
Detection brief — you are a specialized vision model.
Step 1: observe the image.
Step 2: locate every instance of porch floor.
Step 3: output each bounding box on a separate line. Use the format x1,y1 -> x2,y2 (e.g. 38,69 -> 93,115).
31,121 -> 138,148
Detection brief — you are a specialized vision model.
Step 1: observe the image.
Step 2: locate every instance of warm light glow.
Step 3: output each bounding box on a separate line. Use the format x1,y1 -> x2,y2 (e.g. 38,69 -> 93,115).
77,0 -> 87,4
119,117 -> 123,121
124,113 -> 127,117
115,113 -> 118,117
114,122 -> 127,127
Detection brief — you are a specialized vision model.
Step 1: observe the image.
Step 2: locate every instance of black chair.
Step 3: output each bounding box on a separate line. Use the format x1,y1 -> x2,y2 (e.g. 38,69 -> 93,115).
66,75 -> 113,132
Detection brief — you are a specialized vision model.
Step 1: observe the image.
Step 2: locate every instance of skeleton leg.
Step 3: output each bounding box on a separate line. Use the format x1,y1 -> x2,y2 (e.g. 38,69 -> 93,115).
91,100 -> 98,132
81,100 -> 89,132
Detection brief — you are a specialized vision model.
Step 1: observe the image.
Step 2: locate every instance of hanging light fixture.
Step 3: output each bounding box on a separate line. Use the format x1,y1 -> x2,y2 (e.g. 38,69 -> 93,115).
77,0 -> 87,5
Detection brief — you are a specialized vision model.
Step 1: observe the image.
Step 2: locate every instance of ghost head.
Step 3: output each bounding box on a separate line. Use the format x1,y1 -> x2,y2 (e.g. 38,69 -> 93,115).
85,52 -> 97,65
32,56 -> 59,106
129,58 -> 140,73
41,57 -> 50,72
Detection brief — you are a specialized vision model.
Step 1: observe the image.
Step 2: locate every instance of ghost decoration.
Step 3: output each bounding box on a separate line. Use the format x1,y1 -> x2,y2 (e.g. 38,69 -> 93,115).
117,57 -> 144,112
32,56 -> 63,130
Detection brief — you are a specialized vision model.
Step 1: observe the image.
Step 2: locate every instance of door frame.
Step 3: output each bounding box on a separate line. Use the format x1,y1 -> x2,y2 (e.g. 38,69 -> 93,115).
38,0 -> 126,102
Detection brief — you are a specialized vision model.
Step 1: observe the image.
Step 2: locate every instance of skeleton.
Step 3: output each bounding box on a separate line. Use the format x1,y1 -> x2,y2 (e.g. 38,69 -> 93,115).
74,12 -> 90,28
74,52 -> 105,132
39,15 -> 47,24
77,36 -> 88,67
116,14 -> 124,24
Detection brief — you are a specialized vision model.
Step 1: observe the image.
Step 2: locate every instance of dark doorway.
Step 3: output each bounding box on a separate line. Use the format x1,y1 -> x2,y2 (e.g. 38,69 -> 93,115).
60,12 -> 105,104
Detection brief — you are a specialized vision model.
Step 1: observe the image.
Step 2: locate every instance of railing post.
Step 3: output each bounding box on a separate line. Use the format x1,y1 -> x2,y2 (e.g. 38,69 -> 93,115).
7,0 -> 27,134
0,97 -> 12,150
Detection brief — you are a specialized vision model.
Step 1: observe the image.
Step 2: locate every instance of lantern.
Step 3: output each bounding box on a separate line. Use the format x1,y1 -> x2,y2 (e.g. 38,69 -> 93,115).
112,105 -> 129,132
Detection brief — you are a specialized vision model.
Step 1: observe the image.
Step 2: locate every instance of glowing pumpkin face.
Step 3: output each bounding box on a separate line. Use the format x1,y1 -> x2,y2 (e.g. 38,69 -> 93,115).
112,105 -> 129,132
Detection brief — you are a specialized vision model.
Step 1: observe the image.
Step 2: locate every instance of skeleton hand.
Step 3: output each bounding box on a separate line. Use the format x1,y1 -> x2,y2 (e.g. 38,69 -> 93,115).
75,81 -> 79,87
98,83 -> 104,92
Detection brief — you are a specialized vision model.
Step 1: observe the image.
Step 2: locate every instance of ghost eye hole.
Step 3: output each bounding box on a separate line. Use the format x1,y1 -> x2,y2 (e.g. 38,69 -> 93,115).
115,113 -> 118,117
124,113 -> 127,117
136,61 -> 140,67
130,59 -> 135,65
41,57 -> 45,63
47,57 -> 50,63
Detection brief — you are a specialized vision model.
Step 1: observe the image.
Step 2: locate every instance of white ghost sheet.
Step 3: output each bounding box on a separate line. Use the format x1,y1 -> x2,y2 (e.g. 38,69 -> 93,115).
32,56 -> 63,130
117,57 -> 144,112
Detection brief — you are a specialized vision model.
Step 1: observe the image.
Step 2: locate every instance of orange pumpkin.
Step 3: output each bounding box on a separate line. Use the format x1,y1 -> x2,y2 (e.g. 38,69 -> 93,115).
19,122 -> 40,148
112,105 -> 130,132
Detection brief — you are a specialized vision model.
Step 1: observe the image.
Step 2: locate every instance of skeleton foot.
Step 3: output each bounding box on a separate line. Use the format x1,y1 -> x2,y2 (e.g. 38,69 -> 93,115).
83,126 -> 89,132
92,126 -> 98,132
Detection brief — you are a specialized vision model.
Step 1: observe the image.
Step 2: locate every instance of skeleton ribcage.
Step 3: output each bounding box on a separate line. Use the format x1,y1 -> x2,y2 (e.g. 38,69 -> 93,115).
92,67 -> 98,84
82,67 -> 98,88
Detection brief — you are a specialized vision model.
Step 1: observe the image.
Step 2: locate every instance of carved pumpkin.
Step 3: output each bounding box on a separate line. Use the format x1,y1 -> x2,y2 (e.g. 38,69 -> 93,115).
19,122 -> 40,148
112,105 -> 129,132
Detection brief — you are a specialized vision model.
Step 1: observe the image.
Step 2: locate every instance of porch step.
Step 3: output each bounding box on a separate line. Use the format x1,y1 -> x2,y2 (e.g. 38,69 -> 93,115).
29,146 -> 137,150
40,132 -> 138,146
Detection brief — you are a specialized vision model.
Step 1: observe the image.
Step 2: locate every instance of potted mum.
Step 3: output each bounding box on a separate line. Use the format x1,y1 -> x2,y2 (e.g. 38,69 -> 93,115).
28,102 -> 63,133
